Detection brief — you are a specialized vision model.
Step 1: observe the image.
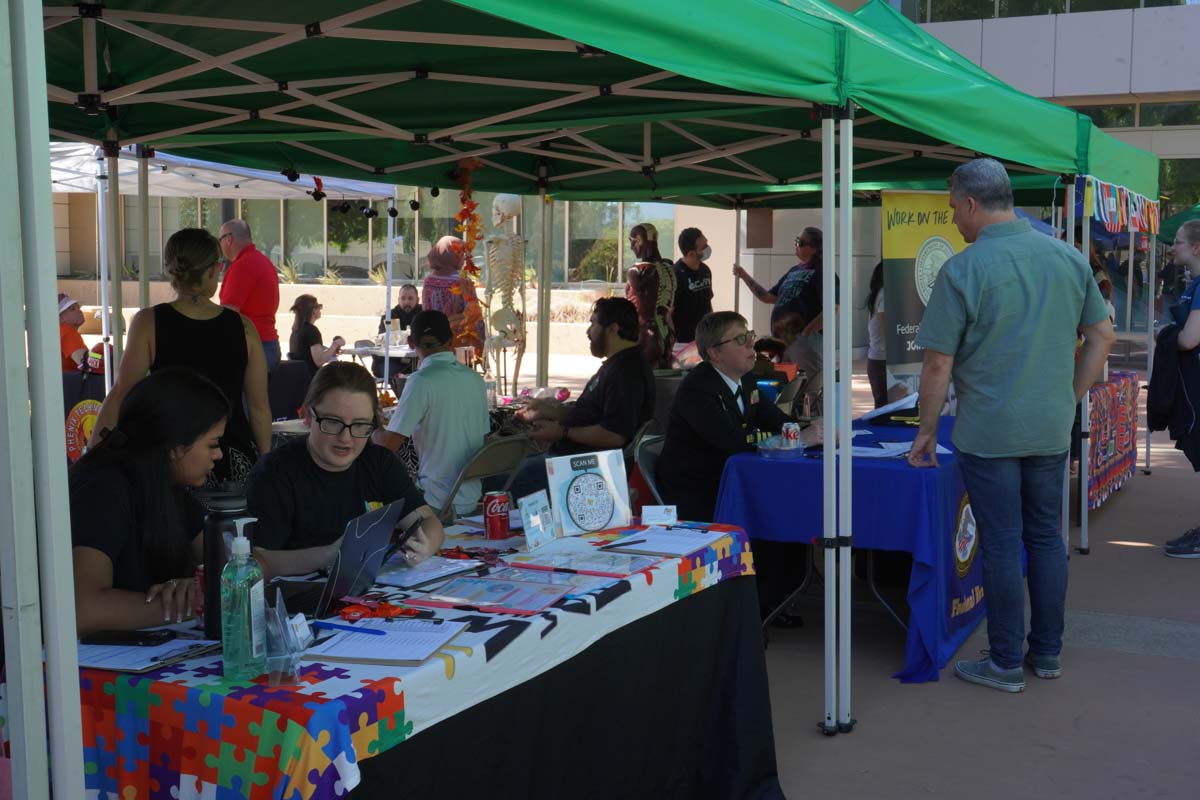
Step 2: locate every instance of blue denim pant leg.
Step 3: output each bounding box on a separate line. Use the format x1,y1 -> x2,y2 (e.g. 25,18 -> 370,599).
261,339 -> 281,373
958,451 -> 1067,669
1020,452 -> 1070,657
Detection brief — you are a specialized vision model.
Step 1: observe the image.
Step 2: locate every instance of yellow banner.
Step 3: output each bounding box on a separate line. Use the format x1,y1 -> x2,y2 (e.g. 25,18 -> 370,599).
881,192 -> 967,370
881,191 -> 967,259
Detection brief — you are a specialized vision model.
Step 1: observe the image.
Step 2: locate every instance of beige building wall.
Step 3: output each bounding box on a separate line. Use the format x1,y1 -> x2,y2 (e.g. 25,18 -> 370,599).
66,193 -> 97,274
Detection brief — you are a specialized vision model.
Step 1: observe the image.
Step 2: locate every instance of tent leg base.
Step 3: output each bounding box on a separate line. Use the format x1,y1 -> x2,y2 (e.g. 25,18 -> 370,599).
1076,547 -> 1090,555
837,719 -> 857,734
1143,469 -> 1152,475
817,721 -> 838,737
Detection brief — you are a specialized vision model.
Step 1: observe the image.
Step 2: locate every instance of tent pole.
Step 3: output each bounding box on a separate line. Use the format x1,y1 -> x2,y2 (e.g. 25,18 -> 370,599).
733,203 -> 742,314
413,187 -> 422,282
818,106 -> 837,737
137,145 -> 151,310
384,188 -> 396,386
9,0 -> 88,793
96,154 -> 113,392
1125,217 -> 1135,333
616,200 -> 624,282
1061,176 -> 1076,547
1079,183 -> 1092,555
107,141 -> 124,369
536,164 -> 552,387
836,105 -> 855,733
1144,235 -> 1156,475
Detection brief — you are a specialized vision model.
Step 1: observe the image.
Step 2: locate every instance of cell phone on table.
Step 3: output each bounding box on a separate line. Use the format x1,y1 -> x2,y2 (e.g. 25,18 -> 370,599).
80,628 -> 177,647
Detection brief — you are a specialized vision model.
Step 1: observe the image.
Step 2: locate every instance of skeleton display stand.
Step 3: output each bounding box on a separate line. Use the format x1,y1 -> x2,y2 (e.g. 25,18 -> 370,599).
484,194 -> 527,396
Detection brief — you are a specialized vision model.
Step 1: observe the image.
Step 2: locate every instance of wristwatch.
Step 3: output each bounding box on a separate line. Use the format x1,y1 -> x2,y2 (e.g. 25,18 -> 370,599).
560,425 -> 570,444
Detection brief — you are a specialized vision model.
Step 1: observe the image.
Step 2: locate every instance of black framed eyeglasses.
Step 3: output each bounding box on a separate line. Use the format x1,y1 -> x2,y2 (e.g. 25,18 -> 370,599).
218,232 -> 234,243
795,236 -> 813,248
716,330 -> 756,348
312,411 -> 376,438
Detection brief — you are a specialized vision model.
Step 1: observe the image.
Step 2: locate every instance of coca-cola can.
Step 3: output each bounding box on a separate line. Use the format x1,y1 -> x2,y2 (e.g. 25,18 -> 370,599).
483,491 -> 511,540
781,422 -> 802,448
193,564 -> 205,617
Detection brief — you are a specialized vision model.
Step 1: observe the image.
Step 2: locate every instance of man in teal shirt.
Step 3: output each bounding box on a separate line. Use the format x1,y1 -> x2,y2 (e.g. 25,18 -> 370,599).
908,158 -> 1115,693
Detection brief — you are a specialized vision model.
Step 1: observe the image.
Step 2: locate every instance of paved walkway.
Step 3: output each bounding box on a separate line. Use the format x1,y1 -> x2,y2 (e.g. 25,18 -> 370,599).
762,368 -> 1200,800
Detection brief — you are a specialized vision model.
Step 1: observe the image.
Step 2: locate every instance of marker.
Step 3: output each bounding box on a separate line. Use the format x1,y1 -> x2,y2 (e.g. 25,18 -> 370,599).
312,620 -> 386,636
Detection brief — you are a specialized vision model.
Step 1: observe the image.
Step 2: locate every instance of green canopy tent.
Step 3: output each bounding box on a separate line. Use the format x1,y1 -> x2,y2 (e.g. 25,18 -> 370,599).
3,3 -> 1165,792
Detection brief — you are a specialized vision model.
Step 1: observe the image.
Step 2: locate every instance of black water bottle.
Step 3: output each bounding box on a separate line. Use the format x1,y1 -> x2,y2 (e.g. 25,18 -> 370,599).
198,493 -> 251,640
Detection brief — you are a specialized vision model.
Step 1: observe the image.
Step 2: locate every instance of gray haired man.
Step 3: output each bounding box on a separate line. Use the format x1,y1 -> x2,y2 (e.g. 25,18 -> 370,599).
908,158 -> 1115,692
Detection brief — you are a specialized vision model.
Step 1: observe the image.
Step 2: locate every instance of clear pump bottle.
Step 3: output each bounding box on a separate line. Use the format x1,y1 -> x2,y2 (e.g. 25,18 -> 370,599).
220,518 -> 266,680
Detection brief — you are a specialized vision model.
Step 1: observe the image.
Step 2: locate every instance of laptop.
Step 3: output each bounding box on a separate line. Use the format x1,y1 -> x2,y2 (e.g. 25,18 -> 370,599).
277,499 -> 409,618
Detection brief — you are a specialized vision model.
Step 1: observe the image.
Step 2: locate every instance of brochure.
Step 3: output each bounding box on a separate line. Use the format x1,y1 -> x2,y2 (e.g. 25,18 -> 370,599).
405,576 -> 571,615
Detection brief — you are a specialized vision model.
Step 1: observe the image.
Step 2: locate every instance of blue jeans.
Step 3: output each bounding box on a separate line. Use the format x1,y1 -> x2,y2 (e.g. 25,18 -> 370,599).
957,451 -> 1068,669
262,339 -> 281,373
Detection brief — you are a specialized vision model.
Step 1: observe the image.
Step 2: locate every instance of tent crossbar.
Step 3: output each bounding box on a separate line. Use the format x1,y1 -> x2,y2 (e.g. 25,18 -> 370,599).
114,73 -> 411,106
86,9 -> 296,34
382,128 -> 579,175
49,127 -> 100,145
689,117 -> 802,136
427,71 -> 593,93
101,0 -> 416,103
46,82 -> 74,102
560,130 -> 639,168
82,16 -> 97,93
171,98 -> 252,116
103,17 -> 417,141
326,28 -> 580,52
426,89 -> 597,142
657,131 -> 808,170
786,151 -> 911,183
43,16 -> 74,32
658,120 -> 773,181
284,140 -> 377,174
512,144 -> 637,172
689,163 -> 774,182
616,87 -> 812,108
429,142 -> 538,181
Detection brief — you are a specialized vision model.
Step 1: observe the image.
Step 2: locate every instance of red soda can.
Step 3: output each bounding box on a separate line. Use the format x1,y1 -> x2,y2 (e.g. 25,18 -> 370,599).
483,491 -> 511,540
193,564 -> 205,617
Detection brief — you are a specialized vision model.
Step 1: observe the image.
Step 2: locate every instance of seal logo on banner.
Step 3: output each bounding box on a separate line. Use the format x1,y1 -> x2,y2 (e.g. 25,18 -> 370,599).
914,235 -> 956,306
953,495 -> 978,579
65,398 -> 101,463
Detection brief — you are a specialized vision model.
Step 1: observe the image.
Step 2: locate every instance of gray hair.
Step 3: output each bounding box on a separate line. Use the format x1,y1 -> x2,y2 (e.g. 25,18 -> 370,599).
1180,219 -> 1200,247
222,218 -> 252,242
695,311 -> 747,362
947,158 -> 1013,212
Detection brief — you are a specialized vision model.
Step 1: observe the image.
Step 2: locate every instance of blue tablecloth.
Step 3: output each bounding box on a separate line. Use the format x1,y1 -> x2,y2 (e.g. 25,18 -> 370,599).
714,417 -> 985,682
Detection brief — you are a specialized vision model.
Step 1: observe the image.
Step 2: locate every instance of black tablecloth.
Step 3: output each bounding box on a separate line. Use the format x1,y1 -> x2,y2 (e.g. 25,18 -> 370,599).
355,576 -> 784,800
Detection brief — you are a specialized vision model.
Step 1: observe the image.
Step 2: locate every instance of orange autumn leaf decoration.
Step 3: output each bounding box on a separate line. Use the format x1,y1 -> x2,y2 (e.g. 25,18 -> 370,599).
452,158 -> 484,352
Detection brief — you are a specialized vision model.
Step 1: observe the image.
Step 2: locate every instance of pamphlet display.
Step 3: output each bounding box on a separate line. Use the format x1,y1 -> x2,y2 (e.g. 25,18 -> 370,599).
517,489 -> 558,550
545,449 -> 631,536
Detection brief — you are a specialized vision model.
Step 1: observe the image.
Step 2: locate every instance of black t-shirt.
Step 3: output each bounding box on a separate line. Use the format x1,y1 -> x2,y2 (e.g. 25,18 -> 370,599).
378,304 -> 423,333
70,461 -> 204,593
672,260 -> 714,343
288,322 -> 323,374
769,264 -> 839,329
245,437 -> 427,551
554,345 -> 655,455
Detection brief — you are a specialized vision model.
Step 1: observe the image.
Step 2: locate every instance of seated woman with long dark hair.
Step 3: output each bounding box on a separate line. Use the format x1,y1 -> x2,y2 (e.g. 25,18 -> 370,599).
288,294 -> 344,377
71,368 -> 229,634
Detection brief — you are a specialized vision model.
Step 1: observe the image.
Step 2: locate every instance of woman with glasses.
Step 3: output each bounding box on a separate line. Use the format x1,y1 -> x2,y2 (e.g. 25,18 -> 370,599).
245,361 -> 444,578
90,228 -> 271,485
288,293 -> 344,377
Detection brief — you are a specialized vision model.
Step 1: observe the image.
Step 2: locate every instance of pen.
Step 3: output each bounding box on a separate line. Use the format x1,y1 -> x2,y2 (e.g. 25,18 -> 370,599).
312,620 -> 386,636
551,566 -> 580,574
600,538 -> 646,550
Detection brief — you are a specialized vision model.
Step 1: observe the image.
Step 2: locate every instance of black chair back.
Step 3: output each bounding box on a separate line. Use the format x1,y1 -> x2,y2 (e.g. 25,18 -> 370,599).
269,360 -> 312,420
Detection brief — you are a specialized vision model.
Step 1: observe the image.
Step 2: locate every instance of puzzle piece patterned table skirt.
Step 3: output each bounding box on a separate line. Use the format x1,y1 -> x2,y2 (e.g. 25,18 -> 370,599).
1,523 -> 752,800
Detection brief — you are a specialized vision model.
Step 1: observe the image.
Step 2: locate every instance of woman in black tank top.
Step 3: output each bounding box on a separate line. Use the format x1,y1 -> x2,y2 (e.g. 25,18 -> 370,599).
90,228 -> 272,485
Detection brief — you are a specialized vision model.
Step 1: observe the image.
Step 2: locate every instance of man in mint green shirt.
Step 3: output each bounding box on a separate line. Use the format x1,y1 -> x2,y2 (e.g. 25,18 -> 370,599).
908,158 -> 1115,693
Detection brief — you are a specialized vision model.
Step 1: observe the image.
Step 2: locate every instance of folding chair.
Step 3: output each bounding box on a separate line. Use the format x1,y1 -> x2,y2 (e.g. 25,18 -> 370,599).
437,434 -> 530,522
635,435 -> 666,505
623,418 -> 660,470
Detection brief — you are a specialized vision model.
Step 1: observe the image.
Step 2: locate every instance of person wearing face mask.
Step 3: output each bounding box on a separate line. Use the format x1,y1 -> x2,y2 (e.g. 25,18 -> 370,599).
625,223 -> 677,369
245,361 -> 445,579
672,227 -> 714,347
70,368 -> 229,633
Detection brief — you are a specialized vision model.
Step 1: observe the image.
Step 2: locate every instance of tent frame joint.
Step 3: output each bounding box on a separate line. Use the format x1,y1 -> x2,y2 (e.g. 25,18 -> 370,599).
102,139 -> 121,157
77,2 -> 102,18
598,85 -> 612,97
305,21 -> 322,38
74,93 -> 105,116
134,144 -> 154,158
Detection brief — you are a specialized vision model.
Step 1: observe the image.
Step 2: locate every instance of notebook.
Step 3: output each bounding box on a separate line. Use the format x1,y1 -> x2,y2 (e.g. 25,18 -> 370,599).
304,617 -> 467,666
600,526 -> 729,558
376,555 -> 485,589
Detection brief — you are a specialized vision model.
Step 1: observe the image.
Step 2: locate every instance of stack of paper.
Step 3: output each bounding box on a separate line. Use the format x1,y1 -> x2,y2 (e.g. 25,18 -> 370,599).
376,555 -> 484,588
601,526 -> 729,557
305,617 -> 467,666
503,550 -> 661,578
77,639 -> 220,673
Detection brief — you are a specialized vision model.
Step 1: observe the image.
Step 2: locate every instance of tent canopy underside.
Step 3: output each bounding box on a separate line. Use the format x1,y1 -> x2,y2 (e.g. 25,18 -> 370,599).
42,0 -> 1157,205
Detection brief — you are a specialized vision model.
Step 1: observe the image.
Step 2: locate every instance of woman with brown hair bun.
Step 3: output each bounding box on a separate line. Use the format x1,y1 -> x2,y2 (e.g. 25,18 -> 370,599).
90,227 -> 271,485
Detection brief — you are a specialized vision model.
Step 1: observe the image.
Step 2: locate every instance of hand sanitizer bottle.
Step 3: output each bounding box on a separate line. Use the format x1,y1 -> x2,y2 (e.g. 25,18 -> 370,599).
220,518 -> 266,680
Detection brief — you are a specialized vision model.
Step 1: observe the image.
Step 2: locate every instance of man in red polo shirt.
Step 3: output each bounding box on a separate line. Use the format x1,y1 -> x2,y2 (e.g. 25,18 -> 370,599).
218,218 -> 281,370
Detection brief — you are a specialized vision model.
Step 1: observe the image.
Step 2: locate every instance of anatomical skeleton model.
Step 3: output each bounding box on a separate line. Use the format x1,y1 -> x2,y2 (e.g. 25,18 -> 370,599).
483,194 -> 526,395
